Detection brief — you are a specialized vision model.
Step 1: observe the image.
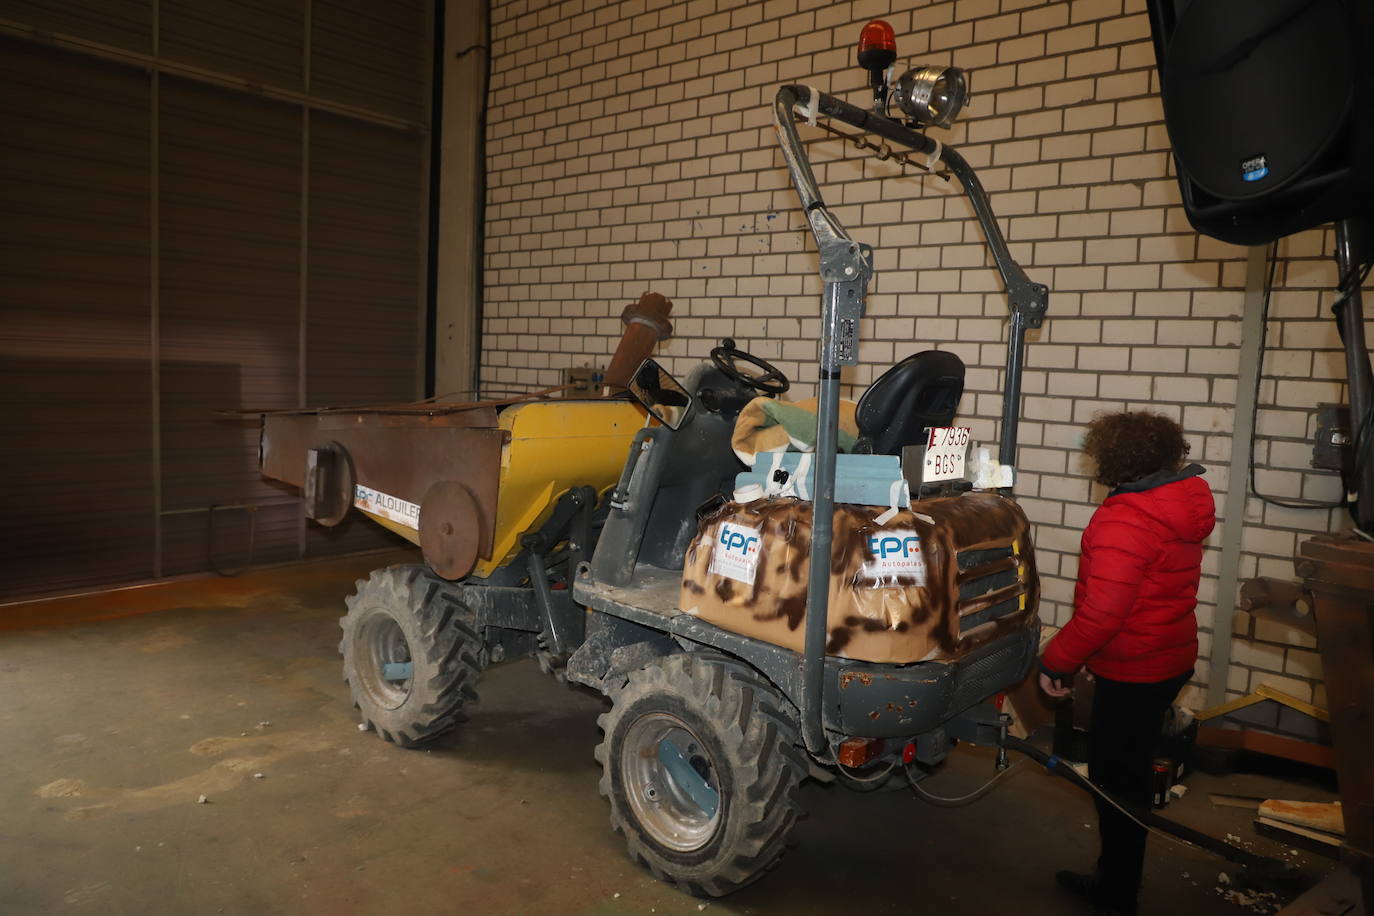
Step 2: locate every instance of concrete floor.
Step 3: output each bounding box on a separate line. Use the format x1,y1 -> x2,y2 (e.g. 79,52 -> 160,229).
0,553 -> 1338,915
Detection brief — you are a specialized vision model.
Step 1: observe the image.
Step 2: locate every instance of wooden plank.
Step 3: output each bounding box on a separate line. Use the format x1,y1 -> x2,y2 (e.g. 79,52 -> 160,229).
1209,793 -> 1265,809
1255,817 -> 1342,860
1197,725 -> 1336,770
1197,691 -> 1267,722
1255,683 -> 1331,724
1259,800 -> 1346,836
1197,684 -> 1330,725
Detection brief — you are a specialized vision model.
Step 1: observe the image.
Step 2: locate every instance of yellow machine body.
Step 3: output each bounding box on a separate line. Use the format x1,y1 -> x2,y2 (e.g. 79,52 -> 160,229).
473,399 -> 646,578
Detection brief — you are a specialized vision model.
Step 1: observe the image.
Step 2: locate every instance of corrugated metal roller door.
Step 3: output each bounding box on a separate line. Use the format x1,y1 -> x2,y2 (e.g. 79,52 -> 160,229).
158,78 -> 304,578
0,1 -> 432,601
306,113 -> 427,559
0,41 -> 155,597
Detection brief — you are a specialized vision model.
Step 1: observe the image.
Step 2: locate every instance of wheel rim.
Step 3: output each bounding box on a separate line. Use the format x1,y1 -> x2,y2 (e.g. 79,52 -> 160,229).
355,609 -> 413,710
621,712 -> 722,852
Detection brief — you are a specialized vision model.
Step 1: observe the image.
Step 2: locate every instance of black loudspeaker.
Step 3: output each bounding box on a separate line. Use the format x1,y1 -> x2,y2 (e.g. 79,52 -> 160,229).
1146,0 -> 1374,246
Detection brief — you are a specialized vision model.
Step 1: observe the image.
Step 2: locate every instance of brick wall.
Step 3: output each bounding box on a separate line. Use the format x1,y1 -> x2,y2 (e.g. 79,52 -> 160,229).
480,0 -> 1358,717
1229,228 -> 1344,722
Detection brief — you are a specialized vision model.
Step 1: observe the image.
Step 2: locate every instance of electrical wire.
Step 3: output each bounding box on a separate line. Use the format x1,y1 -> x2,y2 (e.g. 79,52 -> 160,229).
906,752 -> 1227,863
1334,259 -> 1374,308
904,758 -> 1024,806
835,757 -> 900,784
1247,241 -> 1353,510
905,745 -> 1284,877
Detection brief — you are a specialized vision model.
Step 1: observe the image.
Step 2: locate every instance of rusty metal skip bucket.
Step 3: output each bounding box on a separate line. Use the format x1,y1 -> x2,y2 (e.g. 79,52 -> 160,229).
256,294 -> 673,580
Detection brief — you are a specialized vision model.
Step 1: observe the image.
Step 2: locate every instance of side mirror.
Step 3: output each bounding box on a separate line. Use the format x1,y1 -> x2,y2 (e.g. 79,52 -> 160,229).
628,358 -> 692,430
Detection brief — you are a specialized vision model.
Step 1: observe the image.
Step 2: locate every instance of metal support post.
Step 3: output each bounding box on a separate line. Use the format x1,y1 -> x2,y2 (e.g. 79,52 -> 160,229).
1333,219 -> 1374,529
1000,311 -> 1029,470
801,265 -> 869,756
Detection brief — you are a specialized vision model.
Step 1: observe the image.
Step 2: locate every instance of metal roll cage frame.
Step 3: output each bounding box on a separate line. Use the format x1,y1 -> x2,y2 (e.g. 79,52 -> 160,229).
772,85 -> 1051,755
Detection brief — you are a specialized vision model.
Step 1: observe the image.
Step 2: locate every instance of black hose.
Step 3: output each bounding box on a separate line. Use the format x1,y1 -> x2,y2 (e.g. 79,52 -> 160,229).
1000,735 -> 1295,885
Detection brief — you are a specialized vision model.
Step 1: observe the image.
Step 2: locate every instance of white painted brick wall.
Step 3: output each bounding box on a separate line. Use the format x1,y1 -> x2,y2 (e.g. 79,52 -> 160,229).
482,0 -> 1366,718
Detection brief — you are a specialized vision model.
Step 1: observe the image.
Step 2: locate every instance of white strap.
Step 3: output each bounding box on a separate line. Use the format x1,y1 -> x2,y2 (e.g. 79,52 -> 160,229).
996,464 -> 1016,488
796,84 -> 821,127
873,478 -> 906,526
920,138 -> 943,172
794,452 -> 812,500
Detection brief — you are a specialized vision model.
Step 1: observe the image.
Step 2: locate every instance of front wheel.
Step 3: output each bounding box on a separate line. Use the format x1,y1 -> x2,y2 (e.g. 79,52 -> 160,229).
594,653 -> 806,897
339,565 -> 484,747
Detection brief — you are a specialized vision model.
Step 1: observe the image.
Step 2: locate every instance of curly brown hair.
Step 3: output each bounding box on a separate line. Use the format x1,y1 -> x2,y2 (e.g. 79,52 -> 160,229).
1083,410 -> 1189,487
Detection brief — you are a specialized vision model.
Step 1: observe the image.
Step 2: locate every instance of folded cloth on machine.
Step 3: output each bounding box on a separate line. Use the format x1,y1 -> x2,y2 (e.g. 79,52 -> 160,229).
736,452 -> 910,515
731,396 -> 859,466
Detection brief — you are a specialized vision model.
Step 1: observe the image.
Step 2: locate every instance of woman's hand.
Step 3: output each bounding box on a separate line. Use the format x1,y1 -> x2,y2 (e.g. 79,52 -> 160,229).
1039,671 -> 1072,698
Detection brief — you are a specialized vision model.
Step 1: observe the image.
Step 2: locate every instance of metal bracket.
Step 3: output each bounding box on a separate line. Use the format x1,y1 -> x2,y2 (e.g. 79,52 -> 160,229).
382,662 -> 413,681
818,239 -> 873,285
658,738 -> 719,816
1006,274 -> 1050,330
521,486 -> 596,657
818,241 -> 873,369
944,702 -> 1011,747
564,612 -> 676,690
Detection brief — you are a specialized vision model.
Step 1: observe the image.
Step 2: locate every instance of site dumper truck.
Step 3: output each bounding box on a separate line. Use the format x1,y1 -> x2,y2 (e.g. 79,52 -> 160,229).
258,23 -> 1055,896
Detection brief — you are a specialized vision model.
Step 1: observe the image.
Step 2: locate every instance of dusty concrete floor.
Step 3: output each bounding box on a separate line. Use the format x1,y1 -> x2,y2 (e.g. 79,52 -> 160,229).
0,554 -> 1339,915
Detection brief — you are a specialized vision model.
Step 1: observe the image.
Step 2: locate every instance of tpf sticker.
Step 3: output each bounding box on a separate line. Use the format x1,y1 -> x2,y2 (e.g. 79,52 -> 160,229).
710,521 -> 762,585
861,530 -> 927,585
354,484 -> 420,530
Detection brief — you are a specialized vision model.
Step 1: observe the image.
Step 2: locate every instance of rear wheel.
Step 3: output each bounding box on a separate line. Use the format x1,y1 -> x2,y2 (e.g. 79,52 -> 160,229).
595,653 -> 805,897
340,565 -> 484,747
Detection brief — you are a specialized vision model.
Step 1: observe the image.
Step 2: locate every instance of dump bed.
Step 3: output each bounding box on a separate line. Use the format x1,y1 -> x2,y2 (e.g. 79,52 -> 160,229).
260,398 -> 646,578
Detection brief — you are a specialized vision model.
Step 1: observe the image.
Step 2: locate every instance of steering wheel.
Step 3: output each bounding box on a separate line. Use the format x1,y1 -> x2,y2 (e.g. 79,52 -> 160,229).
709,338 -> 790,395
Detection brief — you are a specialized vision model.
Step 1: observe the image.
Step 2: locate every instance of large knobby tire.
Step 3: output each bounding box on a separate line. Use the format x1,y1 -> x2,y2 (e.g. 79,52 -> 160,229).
340,565 -> 484,747
594,653 -> 806,897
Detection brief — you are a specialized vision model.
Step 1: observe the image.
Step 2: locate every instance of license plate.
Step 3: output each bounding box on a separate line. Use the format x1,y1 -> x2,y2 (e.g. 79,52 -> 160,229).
922,426 -> 971,483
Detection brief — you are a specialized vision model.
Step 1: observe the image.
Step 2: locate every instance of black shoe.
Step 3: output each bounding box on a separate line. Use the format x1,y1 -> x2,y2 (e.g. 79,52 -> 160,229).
1056,870 -> 1098,900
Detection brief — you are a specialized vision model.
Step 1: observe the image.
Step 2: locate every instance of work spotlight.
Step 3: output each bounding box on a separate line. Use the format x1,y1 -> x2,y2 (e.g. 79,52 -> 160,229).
893,65 -> 969,128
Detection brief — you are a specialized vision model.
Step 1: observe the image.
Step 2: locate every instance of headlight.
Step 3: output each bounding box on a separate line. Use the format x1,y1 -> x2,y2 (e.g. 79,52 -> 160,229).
894,66 -> 970,129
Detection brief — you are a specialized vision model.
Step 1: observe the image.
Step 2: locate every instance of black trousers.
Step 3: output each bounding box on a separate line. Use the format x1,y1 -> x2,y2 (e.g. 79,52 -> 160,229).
1087,670 -> 1191,911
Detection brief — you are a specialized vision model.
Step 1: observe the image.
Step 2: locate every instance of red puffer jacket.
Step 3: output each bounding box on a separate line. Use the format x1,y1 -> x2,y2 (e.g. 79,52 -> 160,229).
1042,465 -> 1216,683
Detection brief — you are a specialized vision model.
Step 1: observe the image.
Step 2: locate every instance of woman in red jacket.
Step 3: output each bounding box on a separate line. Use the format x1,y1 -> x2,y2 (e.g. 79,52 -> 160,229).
1040,410 -> 1216,916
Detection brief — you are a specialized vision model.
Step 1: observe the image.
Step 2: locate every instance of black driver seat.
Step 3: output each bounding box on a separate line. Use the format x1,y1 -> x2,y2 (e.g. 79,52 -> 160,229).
855,350 -> 965,456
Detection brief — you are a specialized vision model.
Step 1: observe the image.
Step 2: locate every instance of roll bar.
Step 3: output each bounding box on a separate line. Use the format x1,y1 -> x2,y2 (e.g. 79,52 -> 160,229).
772,85 -> 1050,755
